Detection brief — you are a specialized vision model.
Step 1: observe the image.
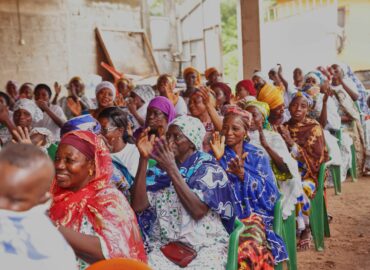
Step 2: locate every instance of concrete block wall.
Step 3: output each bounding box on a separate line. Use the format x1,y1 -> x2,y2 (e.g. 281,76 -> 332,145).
0,0 -> 141,92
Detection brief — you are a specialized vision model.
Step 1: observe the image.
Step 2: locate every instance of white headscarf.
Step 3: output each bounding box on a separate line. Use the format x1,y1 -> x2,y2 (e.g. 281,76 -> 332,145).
30,127 -> 54,150
95,81 -> 116,100
132,85 -> 155,104
13,99 -> 43,122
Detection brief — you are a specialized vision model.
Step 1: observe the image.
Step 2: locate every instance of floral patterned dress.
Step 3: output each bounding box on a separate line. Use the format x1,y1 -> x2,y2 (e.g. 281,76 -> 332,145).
137,151 -> 237,269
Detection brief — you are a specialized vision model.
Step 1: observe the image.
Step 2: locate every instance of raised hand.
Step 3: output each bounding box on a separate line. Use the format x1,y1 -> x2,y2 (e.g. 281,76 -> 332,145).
227,155 -> 245,181
54,82 -> 62,95
12,126 -> 34,145
36,100 -> 49,111
277,125 -> 295,148
150,136 -> 177,172
210,131 -> 225,160
198,86 -> 216,108
137,127 -> 155,159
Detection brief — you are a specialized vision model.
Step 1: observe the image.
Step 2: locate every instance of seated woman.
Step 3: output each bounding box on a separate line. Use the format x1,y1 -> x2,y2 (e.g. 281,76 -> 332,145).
279,92 -> 329,251
188,90 -> 222,152
53,77 -> 94,119
114,77 -> 135,107
302,72 -> 349,182
209,82 -> 232,112
60,114 -> 101,137
126,85 -> 155,132
135,96 -> 176,139
252,71 -> 287,129
89,81 -> 116,119
157,74 -> 188,116
131,115 -> 236,269
204,67 -> 220,86
34,83 -> 67,140
182,66 -> 202,100
0,92 -> 13,145
49,130 -> 147,270
18,82 -> 34,99
330,64 -> 366,176
98,107 -> 139,198
235,79 -> 257,104
0,98 -> 44,145
244,101 -> 303,220
210,106 -> 288,268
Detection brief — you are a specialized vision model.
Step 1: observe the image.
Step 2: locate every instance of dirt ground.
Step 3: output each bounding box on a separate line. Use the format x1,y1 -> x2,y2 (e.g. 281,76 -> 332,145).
297,176 -> 370,270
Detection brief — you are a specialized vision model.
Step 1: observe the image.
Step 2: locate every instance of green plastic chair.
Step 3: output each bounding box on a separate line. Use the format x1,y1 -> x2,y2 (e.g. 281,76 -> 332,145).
309,162 -> 330,252
282,211 -> 297,270
226,197 -> 284,270
330,165 -> 341,195
226,218 -> 245,270
47,143 -> 58,161
350,143 -> 357,181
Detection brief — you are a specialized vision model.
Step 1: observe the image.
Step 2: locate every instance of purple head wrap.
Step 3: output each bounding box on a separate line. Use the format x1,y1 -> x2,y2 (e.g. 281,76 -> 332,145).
147,96 -> 176,123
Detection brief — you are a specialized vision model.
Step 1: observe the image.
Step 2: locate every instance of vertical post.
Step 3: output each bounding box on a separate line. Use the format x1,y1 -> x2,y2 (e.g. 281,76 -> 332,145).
239,0 -> 262,79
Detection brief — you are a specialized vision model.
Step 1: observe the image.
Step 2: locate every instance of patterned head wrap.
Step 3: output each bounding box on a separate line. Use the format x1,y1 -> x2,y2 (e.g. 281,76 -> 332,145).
132,85 -> 155,104
291,91 -> 313,107
244,100 -> 270,119
222,105 -> 252,129
60,114 -> 101,137
257,84 -> 284,110
13,98 -> 43,122
204,67 -> 219,80
183,66 -> 202,86
170,115 -> 206,150
301,84 -> 321,97
304,71 -> 325,86
95,81 -> 116,100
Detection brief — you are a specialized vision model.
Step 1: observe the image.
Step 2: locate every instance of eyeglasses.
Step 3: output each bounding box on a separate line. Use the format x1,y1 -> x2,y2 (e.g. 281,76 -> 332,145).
101,126 -> 117,134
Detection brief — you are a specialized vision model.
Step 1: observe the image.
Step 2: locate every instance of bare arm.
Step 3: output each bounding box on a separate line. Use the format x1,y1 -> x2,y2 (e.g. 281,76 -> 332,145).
130,157 -> 150,212
36,101 -> 65,128
166,165 -> 209,220
199,87 -> 223,131
58,226 -> 104,264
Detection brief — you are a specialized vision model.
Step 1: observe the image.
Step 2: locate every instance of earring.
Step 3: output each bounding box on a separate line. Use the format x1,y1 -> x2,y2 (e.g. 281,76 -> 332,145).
89,169 -> 93,176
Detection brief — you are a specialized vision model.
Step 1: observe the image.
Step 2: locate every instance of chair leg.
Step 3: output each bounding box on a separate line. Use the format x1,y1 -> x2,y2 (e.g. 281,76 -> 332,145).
323,199 -> 331,238
283,213 -> 297,270
330,165 -> 341,195
309,192 -> 325,251
350,144 -> 357,182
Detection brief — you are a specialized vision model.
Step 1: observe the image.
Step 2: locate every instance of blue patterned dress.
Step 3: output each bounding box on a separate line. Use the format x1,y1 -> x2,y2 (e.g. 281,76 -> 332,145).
137,151 -> 237,269
218,141 -> 288,264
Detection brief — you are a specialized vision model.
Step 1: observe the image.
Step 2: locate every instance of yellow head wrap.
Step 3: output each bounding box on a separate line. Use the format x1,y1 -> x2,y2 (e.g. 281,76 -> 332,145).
183,67 -> 201,86
257,83 -> 284,110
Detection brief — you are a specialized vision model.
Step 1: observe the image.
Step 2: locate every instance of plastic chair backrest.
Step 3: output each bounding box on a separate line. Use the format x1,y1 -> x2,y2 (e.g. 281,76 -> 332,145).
86,258 -> 152,270
226,218 -> 245,270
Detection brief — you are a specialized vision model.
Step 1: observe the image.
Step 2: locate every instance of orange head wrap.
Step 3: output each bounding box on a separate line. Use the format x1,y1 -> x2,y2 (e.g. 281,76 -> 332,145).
183,67 -> 201,86
204,67 -> 219,80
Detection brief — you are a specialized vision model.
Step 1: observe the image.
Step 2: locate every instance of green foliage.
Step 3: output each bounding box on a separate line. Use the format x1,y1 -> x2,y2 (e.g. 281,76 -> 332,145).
221,0 -> 238,87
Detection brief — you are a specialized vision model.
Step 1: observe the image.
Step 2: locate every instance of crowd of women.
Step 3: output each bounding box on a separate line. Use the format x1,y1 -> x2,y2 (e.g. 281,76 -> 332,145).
0,63 -> 369,270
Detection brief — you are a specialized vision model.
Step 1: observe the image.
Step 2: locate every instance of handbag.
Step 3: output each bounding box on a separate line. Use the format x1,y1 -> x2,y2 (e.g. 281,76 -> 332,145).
160,241 -> 197,268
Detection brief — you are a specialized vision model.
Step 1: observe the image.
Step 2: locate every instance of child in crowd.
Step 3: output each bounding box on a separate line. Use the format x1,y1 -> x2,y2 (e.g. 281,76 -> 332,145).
0,143 -> 76,270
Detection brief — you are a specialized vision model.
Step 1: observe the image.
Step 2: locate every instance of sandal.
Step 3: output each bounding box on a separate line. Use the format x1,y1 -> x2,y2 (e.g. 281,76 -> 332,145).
297,237 -> 312,252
